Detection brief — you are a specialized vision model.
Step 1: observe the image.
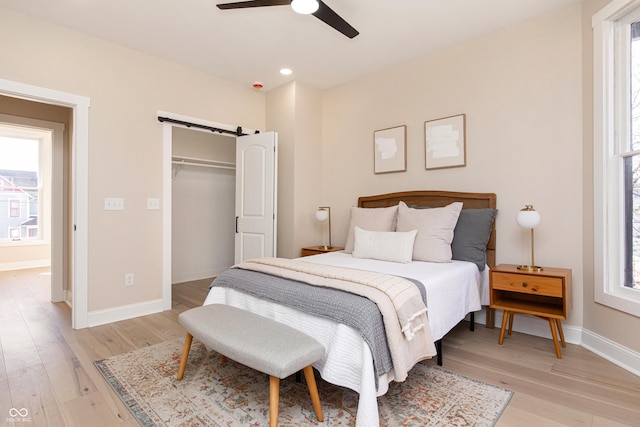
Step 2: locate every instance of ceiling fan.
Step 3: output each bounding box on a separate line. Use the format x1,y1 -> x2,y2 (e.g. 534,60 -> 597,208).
216,0 -> 359,39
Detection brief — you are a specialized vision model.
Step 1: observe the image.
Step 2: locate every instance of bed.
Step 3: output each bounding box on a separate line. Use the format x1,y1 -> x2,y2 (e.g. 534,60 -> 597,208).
204,190 -> 497,427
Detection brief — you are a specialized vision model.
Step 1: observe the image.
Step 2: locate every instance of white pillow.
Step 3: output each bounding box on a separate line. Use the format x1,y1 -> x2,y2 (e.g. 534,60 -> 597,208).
396,201 -> 463,262
343,205 -> 398,253
352,227 -> 417,263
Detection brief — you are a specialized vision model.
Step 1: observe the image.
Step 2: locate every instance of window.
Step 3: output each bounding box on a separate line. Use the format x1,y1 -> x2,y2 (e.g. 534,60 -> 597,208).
593,0 -> 640,317
8,199 -> 20,217
0,122 -> 50,245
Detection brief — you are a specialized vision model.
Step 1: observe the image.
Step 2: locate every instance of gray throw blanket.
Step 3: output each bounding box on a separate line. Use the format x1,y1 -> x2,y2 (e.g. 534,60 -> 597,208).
210,268 -> 428,382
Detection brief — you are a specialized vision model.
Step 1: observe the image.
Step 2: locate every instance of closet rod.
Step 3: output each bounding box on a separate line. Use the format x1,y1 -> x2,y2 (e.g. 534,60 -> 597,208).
158,116 -> 258,137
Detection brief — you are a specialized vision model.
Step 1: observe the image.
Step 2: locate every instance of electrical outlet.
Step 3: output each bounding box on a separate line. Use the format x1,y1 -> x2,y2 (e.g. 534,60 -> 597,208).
125,273 -> 134,287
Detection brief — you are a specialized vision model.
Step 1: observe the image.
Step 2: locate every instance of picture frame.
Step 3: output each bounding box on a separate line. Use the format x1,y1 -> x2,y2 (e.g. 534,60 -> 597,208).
425,114 -> 466,170
374,125 -> 407,174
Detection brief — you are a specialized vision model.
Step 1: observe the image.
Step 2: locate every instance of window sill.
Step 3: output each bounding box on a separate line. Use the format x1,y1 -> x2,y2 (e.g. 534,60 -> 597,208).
0,240 -> 50,248
595,288 -> 640,318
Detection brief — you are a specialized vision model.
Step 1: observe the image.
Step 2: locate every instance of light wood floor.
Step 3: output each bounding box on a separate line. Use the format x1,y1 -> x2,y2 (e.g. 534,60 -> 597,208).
1,267 -> 639,426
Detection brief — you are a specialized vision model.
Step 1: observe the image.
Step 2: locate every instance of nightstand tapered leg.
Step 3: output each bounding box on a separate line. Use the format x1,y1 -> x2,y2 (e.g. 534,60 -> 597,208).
499,311 -> 509,345
548,318 -> 562,358
507,312 -> 514,336
555,319 -> 566,347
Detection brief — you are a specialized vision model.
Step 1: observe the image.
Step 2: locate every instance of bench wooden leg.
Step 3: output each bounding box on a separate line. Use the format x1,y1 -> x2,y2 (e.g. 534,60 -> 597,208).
303,365 -> 324,422
177,332 -> 193,380
269,376 -> 279,427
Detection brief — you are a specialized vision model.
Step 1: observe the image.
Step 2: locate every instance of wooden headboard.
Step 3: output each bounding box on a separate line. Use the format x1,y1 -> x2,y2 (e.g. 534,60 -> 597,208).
358,190 -> 497,268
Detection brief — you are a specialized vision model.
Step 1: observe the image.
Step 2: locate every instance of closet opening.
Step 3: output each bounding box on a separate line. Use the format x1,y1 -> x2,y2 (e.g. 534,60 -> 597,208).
170,126 -> 237,287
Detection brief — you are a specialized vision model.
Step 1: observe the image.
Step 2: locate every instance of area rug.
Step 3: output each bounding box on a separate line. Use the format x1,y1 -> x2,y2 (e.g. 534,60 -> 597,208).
94,339 -> 512,427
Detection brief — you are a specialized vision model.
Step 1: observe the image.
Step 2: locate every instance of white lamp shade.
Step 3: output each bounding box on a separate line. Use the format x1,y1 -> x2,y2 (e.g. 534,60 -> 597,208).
315,209 -> 329,222
516,206 -> 540,229
291,0 -> 319,14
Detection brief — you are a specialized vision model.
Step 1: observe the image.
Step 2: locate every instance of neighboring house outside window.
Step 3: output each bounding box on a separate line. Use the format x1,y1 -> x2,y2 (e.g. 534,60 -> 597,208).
0,120 -> 52,246
0,174 -> 36,240
593,0 -> 640,317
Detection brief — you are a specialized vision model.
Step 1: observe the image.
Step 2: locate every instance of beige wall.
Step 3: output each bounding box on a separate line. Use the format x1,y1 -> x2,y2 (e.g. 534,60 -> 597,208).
321,5 -> 585,328
581,0 -> 640,352
0,8 -> 265,312
267,81 -> 324,259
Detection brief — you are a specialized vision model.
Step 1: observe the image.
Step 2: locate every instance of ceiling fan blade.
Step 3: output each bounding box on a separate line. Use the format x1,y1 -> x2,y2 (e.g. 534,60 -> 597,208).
217,0 -> 290,10
312,0 -> 359,39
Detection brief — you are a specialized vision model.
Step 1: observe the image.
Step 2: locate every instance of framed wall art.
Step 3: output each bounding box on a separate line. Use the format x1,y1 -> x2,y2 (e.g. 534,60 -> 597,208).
374,125 -> 406,174
425,114 -> 466,170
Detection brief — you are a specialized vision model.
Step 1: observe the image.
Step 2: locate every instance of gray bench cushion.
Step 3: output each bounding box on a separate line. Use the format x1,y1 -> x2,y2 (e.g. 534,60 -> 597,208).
178,304 -> 325,379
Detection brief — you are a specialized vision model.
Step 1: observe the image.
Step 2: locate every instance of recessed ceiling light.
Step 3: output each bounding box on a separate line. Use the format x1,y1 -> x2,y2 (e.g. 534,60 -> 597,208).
291,0 -> 318,15
280,68 -> 293,75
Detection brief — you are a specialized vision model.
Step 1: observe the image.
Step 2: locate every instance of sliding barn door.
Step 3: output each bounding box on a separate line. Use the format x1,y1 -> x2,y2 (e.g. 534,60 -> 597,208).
234,132 -> 277,263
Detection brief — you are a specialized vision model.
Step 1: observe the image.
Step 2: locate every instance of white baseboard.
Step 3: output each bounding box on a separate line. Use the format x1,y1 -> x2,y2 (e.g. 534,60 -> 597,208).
581,329 -> 640,377
87,299 -> 164,327
0,259 -> 50,271
473,308 -> 640,378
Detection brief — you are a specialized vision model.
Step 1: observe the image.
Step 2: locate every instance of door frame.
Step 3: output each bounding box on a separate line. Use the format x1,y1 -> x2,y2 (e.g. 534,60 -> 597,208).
159,111 -> 258,309
0,78 -> 90,329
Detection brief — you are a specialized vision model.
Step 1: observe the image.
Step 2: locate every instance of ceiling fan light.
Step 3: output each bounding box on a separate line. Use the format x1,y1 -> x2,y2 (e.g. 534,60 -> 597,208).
291,0 -> 319,15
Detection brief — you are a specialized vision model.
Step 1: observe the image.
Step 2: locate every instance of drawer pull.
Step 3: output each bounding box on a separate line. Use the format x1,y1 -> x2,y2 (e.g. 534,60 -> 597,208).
522,282 -> 528,288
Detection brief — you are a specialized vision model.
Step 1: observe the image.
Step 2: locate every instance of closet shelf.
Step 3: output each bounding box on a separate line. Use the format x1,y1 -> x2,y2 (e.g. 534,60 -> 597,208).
172,156 -> 236,179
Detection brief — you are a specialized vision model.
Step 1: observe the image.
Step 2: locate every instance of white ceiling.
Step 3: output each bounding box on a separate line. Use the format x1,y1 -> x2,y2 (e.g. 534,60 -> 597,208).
0,0 -> 581,91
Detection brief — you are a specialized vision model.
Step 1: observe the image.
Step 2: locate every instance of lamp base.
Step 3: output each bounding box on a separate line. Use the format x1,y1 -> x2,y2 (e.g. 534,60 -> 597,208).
517,264 -> 543,272
321,245 -> 334,250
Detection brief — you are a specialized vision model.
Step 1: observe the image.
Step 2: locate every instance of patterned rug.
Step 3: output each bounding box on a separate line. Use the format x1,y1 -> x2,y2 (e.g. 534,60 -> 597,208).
94,339 -> 512,427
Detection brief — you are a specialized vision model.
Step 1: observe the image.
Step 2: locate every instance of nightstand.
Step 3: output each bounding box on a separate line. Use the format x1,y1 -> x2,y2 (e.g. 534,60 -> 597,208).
490,264 -> 572,358
300,245 -> 344,257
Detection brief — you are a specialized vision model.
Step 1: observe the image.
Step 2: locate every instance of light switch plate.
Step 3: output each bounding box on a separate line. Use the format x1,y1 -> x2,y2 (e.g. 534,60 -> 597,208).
147,198 -> 160,210
104,198 -> 124,210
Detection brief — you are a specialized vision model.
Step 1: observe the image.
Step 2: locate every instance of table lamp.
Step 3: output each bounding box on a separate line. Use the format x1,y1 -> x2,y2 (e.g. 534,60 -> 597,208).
315,206 -> 332,250
516,205 -> 543,271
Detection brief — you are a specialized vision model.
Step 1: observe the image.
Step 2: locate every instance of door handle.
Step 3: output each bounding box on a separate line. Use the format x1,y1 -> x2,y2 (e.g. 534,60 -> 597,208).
235,216 -> 239,233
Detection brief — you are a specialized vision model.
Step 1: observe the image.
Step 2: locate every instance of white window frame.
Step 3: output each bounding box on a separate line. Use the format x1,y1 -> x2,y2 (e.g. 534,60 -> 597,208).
594,0 -> 640,317
0,123 -> 52,246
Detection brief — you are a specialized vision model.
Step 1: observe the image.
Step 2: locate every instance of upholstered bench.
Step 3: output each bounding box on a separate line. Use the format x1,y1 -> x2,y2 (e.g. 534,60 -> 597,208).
177,304 -> 325,427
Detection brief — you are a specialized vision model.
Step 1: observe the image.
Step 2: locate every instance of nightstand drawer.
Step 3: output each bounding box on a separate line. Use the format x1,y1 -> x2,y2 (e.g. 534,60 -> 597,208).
491,272 -> 563,298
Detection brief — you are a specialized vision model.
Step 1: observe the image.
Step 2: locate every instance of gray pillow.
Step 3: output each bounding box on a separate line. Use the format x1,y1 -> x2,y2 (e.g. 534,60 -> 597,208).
451,208 -> 498,270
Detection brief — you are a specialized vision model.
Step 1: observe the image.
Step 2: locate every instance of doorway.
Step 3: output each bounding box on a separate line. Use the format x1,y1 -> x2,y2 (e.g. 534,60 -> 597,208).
0,78 -> 90,329
0,116 -> 65,302
171,126 -> 236,284
159,112 -> 277,310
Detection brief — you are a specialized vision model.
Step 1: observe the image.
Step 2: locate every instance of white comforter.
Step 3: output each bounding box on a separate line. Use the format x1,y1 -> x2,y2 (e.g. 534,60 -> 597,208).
203,252 -> 488,427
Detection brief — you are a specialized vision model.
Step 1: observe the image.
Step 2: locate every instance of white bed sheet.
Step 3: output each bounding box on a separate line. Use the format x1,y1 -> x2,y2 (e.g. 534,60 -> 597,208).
203,252 -> 489,427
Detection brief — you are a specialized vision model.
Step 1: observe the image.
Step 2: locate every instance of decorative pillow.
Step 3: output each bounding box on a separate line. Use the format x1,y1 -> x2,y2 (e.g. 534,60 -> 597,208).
451,208 -> 498,270
352,227 -> 417,263
344,205 -> 398,253
396,201 -> 463,262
